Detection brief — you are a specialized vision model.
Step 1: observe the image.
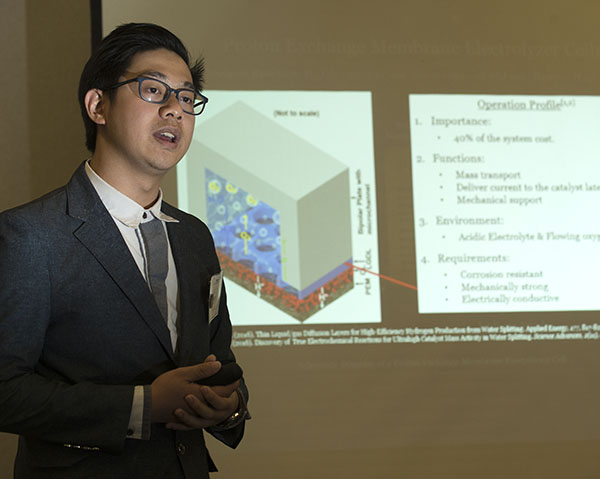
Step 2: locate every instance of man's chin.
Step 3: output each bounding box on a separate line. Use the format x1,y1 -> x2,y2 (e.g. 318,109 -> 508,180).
149,151 -> 186,172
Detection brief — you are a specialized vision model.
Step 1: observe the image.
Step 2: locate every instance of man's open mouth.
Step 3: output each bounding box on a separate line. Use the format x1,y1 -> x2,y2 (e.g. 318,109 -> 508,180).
154,128 -> 181,145
159,132 -> 176,142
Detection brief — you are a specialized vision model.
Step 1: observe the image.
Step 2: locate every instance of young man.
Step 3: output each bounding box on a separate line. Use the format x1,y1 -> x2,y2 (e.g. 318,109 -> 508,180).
0,23 -> 248,479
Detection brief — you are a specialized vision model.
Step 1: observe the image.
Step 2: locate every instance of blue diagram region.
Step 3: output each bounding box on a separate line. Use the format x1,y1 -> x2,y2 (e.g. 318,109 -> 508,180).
205,169 -> 285,286
205,169 -> 352,301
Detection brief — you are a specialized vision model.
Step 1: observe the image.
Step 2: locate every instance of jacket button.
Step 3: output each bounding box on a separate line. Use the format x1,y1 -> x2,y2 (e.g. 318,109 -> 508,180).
177,443 -> 186,455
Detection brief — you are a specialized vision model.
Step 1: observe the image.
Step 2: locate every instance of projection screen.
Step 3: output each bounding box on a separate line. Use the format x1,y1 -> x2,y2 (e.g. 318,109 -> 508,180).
99,1 -> 600,477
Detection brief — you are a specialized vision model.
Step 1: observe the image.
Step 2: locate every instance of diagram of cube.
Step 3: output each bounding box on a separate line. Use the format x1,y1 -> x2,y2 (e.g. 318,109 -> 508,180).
183,101 -> 353,321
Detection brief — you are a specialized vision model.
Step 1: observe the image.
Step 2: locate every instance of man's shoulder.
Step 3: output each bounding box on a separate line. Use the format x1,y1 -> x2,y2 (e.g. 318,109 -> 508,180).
1,162 -> 90,219
0,185 -> 69,225
1,162 -> 101,228
162,202 -> 209,230
0,185 -> 73,252
161,202 -> 218,256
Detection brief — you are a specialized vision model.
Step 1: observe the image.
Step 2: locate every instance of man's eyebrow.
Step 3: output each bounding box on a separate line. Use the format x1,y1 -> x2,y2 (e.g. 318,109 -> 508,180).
142,71 -> 195,90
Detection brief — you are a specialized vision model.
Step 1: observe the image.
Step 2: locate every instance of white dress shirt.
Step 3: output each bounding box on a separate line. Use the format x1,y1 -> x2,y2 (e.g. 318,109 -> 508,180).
85,161 -> 179,439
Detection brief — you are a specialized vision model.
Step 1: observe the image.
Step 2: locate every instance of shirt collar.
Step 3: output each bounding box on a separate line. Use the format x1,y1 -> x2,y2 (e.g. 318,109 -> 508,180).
85,160 -> 179,228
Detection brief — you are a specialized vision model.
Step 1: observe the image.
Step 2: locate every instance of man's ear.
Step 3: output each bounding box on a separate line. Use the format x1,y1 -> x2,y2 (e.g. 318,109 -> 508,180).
84,88 -> 107,125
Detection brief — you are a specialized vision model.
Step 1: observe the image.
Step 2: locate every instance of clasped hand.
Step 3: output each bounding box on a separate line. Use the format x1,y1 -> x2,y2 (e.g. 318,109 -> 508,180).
150,355 -> 240,430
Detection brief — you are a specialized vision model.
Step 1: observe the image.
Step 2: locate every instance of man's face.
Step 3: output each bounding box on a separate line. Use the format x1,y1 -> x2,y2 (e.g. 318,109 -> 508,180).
98,48 -> 196,178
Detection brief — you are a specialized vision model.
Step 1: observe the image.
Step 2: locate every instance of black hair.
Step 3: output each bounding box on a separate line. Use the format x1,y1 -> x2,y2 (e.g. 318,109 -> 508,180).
78,23 -> 205,152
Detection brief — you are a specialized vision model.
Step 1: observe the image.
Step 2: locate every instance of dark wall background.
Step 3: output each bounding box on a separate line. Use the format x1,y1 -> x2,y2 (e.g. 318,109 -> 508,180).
0,0 -> 90,474
0,0 -> 90,212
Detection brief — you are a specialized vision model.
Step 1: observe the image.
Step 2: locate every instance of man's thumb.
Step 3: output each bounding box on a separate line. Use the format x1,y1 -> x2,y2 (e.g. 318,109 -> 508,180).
181,361 -> 221,381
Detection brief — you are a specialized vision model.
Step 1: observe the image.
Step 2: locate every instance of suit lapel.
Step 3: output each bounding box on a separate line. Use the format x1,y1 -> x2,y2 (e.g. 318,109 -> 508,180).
66,163 -> 175,361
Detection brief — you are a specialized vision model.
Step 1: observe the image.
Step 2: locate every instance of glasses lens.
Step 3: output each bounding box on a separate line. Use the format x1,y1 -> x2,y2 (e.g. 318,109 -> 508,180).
178,90 -> 197,114
192,96 -> 207,116
192,101 -> 206,115
139,78 -> 168,103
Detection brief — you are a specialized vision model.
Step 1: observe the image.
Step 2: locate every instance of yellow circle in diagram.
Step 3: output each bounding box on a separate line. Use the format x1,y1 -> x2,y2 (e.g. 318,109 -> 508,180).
246,194 -> 258,206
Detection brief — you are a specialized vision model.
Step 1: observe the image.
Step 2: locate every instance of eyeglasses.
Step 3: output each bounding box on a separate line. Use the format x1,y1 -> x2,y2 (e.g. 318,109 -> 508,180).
107,76 -> 208,116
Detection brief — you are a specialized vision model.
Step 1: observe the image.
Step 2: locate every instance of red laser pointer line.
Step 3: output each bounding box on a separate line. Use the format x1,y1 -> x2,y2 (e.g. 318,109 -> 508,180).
345,262 -> 418,291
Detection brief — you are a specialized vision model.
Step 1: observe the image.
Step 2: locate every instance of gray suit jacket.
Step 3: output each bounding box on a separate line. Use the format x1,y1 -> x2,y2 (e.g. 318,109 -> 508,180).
0,163 -> 246,478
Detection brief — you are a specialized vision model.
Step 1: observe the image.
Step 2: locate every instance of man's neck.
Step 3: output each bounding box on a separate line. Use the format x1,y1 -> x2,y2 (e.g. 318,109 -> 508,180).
89,156 -> 163,209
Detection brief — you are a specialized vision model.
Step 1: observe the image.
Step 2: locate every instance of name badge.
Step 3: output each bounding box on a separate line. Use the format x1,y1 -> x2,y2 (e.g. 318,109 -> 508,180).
208,271 -> 224,323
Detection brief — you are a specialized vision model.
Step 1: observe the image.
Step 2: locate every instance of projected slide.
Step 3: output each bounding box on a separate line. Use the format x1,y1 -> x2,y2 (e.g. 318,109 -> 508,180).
178,91 -> 379,326
410,94 -> 600,313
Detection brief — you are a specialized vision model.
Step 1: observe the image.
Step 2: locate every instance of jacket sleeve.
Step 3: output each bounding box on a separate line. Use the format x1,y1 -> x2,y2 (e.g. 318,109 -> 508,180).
206,280 -> 249,449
